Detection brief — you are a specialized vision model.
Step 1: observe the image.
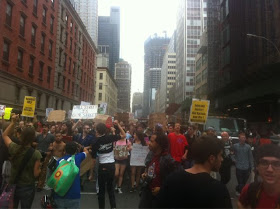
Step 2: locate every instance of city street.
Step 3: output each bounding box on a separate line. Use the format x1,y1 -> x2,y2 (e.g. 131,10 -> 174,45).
32,167 -> 241,208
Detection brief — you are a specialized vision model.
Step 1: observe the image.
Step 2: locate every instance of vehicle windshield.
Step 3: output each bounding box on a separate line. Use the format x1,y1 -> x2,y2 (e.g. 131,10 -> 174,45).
206,118 -> 246,137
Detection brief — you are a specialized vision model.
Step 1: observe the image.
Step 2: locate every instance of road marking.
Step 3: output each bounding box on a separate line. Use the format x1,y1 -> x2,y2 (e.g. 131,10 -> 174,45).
81,192 -> 97,195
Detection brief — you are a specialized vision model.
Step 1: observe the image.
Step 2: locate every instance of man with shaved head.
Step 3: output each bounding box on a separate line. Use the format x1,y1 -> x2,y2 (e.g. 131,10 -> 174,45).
219,131 -> 233,184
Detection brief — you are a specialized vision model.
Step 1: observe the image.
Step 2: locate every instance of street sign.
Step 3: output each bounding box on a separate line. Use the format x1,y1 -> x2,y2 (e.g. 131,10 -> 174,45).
189,99 -> 210,124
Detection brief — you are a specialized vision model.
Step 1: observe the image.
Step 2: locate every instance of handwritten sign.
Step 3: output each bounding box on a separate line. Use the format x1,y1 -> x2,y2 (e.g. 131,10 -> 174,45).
130,144 -> 149,166
3,107 -> 12,120
47,110 -> 66,122
189,99 -> 210,124
98,103 -> 107,114
114,145 -> 129,159
46,108 -> 54,117
71,105 -> 98,119
0,105 -> 6,117
22,96 -> 36,117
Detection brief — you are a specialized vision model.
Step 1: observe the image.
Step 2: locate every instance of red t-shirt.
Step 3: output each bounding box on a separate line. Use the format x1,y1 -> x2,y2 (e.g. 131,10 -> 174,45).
168,132 -> 188,162
239,184 -> 279,209
148,155 -> 161,190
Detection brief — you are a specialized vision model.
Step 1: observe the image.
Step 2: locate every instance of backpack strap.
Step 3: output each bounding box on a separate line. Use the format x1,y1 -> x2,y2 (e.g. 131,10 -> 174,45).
14,147 -> 35,184
246,182 -> 262,209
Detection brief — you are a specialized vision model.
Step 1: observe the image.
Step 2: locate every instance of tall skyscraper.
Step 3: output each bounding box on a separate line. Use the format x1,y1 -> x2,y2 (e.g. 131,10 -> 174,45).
98,7 -> 120,76
175,0 -> 207,103
73,0 -> 98,47
115,61 -> 132,112
143,35 -> 170,117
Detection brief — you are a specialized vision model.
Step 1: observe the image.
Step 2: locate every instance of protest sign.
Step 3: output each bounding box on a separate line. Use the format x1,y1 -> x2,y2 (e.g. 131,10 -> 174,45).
0,105 -> 6,117
71,105 -> 98,119
3,108 -> 12,120
130,144 -> 149,166
46,108 -> 54,117
47,110 -> 66,122
80,155 -> 94,176
21,96 -> 36,117
98,103 -> 107,114
81,101 -> 91,106
93,114 -> 113,127
114,145 -> 129,160
189,99 -> 210,124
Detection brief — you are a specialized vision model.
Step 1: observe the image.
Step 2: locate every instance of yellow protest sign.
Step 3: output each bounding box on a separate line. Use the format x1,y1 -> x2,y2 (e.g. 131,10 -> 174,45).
189,99 -> 210,124
22,96 -> 36,117
3,108 -> 13,120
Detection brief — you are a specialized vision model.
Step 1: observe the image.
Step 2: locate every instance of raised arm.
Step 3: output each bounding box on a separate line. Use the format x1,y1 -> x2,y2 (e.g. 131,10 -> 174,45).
114,120 -> 126,139
2,114 -> 18,147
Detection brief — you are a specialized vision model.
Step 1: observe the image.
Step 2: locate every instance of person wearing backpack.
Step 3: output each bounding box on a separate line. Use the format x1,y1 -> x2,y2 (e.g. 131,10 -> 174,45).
2,114 -> 42,209
52,141 -> 89,209
238,144 -> 280,209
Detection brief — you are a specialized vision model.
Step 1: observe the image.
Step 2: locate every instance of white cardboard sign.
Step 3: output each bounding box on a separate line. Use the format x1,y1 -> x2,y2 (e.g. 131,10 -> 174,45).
71,105 -> 98,119
130,144 -> 149,166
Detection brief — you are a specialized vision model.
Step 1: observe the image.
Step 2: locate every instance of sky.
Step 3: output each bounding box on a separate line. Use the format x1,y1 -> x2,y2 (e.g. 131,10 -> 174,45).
98,0 -> 179,95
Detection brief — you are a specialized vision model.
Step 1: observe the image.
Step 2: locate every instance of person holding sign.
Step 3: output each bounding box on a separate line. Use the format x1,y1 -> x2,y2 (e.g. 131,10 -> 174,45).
114,134 -> 132,194
91,120 -> 126,209
130,132 -> 148,193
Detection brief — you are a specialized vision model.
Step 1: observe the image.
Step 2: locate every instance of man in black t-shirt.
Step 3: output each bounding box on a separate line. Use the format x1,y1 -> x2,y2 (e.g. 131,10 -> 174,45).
91,120 -> 126,209
159,135 -> 233,209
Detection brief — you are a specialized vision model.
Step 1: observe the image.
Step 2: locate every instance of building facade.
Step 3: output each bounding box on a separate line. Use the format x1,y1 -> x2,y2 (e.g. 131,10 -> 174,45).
0,0 -> 97,117
95,67 -> 117,116
73,0 -> 98,47
115,61 -> 131,112
175,0 -> 207,103
98,7 -> 120,76
132,92 -> 143,113
143,35 -> 170,116
194,30 -> 208,100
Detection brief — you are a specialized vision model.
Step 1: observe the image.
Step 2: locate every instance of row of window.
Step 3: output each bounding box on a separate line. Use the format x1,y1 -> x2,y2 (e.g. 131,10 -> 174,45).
168,66 -> 176,69
168,71 -> 176,74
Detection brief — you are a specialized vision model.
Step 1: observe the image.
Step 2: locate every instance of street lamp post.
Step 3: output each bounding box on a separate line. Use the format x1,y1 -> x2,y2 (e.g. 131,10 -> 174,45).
246,33 -> 280,57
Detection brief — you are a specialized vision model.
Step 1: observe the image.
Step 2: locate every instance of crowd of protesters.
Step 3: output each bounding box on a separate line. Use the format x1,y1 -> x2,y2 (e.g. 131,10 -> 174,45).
0,114 -> 280,209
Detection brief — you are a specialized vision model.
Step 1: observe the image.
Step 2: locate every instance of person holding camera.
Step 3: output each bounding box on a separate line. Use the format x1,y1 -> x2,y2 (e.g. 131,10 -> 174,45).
138,128 -> 175,208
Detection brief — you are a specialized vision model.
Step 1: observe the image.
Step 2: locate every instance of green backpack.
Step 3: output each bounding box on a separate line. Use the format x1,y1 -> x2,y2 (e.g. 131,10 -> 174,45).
47,155 -> 79,197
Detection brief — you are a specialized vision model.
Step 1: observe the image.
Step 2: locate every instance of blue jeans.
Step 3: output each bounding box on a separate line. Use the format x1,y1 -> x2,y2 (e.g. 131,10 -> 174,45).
14,185 -> 35,209
54,198 -> 80,209
236,168 -> 250,193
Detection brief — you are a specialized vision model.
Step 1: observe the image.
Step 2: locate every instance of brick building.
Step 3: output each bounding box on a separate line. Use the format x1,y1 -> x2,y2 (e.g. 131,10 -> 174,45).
0,0 -> 97,117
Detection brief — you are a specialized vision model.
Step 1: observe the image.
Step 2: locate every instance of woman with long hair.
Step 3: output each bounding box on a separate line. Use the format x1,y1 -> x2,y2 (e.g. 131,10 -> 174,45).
130,131 -> 148,192
2,114 -> 42,209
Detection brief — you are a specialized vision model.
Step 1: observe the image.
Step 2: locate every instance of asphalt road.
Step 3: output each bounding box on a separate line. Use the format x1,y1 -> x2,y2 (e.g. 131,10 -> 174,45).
32,166 -> 246,209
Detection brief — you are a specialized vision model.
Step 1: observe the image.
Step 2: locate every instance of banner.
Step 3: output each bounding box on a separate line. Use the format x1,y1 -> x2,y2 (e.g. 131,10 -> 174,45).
98,103 -> 107,114
0,105 -> 5,117
22,96 -> 36,117
189,99 -> 210,124
46,108 -> 54,117
71,105 -> 98,119
130,144 -> 149,166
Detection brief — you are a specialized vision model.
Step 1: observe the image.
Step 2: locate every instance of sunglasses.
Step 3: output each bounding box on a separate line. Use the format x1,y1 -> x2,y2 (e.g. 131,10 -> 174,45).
259,159 -> 280,170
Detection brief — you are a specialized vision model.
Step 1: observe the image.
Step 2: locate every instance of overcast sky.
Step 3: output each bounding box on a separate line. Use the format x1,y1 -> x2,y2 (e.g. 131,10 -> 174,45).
98,0 -> 178,95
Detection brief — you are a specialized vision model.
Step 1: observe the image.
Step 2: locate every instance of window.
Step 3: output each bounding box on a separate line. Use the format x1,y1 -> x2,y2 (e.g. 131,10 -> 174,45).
61,6 -> 64,20
65,14 -> 68,26
67,79 -> 70,92
72,82 -> 74,94
73,62 -> 76,76
47,67 -> 51,83
74,43 -> 77,55
62,76 -> 65,90
2,40 -> 10,62
60,26 -> 64,42
17,49 -> 23,69
19,15 -> 26,37
51,0 -> 54,7
70,21 -> 73,32
99,83 -> 103,90
99,73 -> 103,80
75,27 -> 77,39
31,25 -> 36,45
49,40 -> 53,58
70,38 -> 72,51
33,0 -> 38,15
69,58 -> 72,74
6,3 -> 13,27
57,73 -> 61,88
42,7 -> 47,24
64,54 -> 67,69
29,56 -> 35,75
39,62 -> 44,80
65,32 -> 68,46
41,33 -> 45,53
59,48 -> 63,65
50,16 -> 54,33
98,93 -> 102,101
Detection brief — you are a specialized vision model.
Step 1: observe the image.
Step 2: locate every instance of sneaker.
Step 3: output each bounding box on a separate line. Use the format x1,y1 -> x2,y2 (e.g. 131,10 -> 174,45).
115,185 -> 118,191
130,187 -> 134,193
117,187 -> 123,194
235,191 -> 240,197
